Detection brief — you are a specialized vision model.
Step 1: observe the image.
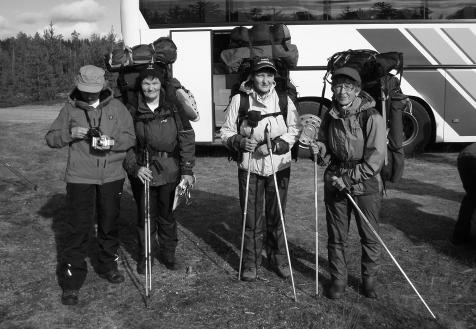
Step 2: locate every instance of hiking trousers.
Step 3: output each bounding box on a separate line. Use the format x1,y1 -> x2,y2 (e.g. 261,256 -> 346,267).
453,155 -> 476,241
58,179 -> 124,290
130,177 -> 178,261
238,167 -> 290,270
324,188 -> 382,285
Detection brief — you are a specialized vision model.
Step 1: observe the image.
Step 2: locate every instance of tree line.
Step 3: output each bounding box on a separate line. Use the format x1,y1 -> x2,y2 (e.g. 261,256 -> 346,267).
0,24 -> 120,108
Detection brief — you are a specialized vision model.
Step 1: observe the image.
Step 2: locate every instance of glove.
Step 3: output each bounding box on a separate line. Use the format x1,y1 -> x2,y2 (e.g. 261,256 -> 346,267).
310,141 -> 326,158
272,138 -> 289,155
254,143 -> 269,156
239,137 -> 257,153
331,175 -> 352,192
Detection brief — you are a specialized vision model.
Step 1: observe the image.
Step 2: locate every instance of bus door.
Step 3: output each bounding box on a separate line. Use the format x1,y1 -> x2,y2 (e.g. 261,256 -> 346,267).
171,30 -> 214,143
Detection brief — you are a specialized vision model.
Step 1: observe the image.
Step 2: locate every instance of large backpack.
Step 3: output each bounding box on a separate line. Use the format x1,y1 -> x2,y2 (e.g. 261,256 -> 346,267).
324,49 -> 407,183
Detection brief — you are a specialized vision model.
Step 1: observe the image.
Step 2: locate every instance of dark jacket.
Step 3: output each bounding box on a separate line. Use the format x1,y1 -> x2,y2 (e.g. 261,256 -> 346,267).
45,88 -> 136,184
318,91 -> 386,195
123,91 -> 195,186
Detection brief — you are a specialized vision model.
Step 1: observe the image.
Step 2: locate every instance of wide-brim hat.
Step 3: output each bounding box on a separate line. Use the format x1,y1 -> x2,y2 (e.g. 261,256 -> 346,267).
332,67 -> 361,85
76,65 -> 105,93
251,57 -> 277,73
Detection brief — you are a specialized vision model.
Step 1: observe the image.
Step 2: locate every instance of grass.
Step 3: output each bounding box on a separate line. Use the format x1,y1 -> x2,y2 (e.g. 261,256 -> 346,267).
0,105 -> 475,329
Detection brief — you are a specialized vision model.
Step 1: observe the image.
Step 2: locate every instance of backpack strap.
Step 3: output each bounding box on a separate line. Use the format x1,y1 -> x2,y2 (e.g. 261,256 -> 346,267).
236,92 -> 250,132
277,90 -> 288,123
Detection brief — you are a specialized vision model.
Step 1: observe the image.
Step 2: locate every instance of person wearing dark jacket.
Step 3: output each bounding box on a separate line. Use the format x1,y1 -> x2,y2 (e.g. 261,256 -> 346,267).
123,66 -> 195,274
45,65 -> 136,306
452,142 -> 476,245
312,67 -> 386,299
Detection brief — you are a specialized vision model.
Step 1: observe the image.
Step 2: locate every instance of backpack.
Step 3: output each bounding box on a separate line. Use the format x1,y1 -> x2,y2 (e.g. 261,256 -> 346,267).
324,49 -> 406,183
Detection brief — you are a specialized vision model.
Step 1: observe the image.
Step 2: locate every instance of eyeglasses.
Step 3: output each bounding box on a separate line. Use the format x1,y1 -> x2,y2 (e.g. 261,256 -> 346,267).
331,83 -> 356,92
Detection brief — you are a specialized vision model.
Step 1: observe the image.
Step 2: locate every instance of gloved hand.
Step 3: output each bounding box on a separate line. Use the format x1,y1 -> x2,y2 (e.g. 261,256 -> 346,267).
239,137 -> 257,153
272,138 -> 289,155
331,175 -> 351,192
310,141 -> 326,159
180,174 -> 195,187
254,143 -> 269,156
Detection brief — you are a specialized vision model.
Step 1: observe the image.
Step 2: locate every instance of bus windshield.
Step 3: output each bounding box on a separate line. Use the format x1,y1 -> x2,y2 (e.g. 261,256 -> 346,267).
139,0 -> 476,26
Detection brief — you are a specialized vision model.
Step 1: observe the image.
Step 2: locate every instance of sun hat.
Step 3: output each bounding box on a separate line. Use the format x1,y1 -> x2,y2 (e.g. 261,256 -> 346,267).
76,65 -> 105,93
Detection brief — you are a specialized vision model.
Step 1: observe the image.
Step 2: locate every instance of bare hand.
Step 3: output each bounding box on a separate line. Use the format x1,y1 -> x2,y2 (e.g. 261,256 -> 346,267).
331,176 -> 347,192
71,127 -> 89,139
180,174 -> 195,187
137,166 -> 153,184
240,138 -> 257,153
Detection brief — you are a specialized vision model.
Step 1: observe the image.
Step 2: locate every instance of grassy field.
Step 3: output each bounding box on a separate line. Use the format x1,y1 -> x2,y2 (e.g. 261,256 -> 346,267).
0,105 -> 475,329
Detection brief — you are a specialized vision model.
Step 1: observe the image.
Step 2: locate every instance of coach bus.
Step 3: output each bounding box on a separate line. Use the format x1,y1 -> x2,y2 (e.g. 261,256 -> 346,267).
120,0 -> 476,153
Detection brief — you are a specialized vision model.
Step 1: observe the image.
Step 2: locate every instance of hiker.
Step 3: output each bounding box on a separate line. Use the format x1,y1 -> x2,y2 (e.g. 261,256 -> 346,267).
311,66 -> 386,299
122,65 -> 195,274
45,65 -> 136,306
221,57 -> 301,281
452,142 -> 476,245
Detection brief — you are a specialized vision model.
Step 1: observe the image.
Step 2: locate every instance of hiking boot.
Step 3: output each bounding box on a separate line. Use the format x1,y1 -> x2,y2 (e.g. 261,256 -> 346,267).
273,263 -> 291,279
363,277 -> 378,299
99,268 -> 125,284
137,256 -> 154,275
241,267 -> 257,282
326,282 -> 346,299
61,289 -> 79,306
158,253 -> 182,271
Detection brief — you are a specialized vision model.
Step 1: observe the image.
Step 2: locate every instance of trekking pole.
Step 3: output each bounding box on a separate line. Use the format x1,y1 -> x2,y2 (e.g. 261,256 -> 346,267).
341,188 -> 436,319
238,128 -> 254,280
313,154 -> 319,296
144,149 -> 152,307
0,159 -> 38,191
265,125 -> 297,302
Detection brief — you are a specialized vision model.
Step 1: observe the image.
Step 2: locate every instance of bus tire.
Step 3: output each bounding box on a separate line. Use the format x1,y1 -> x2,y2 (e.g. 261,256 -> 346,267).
296,98 -> 330,159
403,99 -> 432,154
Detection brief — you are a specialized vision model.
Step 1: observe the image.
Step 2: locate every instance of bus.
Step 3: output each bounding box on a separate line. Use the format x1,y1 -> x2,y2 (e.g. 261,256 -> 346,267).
120,0 -> 476,153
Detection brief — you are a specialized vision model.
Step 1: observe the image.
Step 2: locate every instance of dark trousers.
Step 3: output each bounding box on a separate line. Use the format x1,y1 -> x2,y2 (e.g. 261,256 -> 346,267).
238,167 -> 290,269
324,188 -> 382,285
130,177 -> 178,261
58,179 -> 124,290
454,155 -> 476,240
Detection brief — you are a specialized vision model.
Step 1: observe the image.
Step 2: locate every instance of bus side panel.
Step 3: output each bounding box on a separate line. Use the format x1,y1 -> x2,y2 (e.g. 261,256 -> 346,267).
171,30 -> 214,143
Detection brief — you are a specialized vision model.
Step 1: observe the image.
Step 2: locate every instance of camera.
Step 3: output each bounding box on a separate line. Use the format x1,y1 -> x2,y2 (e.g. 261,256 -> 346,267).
92,135 -> 114,149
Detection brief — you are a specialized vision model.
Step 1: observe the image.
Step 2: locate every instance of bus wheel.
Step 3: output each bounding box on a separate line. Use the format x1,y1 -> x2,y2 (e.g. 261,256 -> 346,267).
403,100 -> 432,154
296,99 -> 329,158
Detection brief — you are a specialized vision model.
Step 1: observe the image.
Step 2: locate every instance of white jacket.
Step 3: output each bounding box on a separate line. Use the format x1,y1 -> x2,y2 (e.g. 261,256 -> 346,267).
221,86 -> 301,176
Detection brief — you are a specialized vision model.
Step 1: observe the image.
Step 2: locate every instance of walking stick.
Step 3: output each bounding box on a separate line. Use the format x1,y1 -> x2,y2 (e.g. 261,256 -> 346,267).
342,189 -> 436,319
144,149 -> 152,307
313,154 -> 319,295
265,125 -> 297,302
238,128 -> 254,280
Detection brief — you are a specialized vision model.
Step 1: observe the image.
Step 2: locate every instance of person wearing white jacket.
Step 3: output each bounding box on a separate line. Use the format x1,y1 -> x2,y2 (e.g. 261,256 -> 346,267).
221,57 -> 301,281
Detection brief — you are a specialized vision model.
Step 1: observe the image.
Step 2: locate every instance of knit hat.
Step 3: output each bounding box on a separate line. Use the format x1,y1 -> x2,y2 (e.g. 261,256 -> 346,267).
332,67 -> 361,85
76,65 -> 105,93
138,66 -> 166,85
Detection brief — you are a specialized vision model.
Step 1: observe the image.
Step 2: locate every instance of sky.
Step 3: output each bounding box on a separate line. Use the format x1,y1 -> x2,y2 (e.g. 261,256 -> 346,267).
0,0 -> 121,40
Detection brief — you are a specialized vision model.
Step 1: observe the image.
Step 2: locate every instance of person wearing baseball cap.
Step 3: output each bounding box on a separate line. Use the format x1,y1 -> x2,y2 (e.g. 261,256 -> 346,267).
221,57 -> 302,282
311,65 -> 387,299
45,65 -> 136,305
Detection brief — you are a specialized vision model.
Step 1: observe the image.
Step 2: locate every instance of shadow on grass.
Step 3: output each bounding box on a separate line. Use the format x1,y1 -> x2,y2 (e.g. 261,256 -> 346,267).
381,197 -> 476,265
388,177 -> 464,203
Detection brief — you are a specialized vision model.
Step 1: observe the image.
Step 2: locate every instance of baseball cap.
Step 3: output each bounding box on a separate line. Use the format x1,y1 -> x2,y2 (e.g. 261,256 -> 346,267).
332,67 -> 361,85
76,65 -> 105,93
251,57 -> 277,73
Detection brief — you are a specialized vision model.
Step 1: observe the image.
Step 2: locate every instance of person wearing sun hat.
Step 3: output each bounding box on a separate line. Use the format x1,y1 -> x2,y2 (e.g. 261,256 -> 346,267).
311,66 -> 386,300
45,64 -> 136,306
221,57 -> 301,282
